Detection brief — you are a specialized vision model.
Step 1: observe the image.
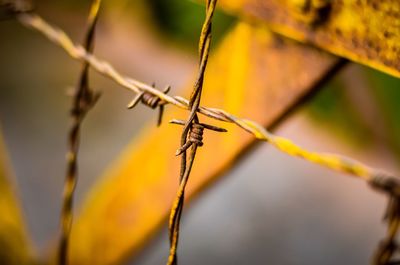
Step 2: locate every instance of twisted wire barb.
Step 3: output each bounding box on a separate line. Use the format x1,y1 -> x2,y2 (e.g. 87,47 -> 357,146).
127,83 -> 171,126
58,1 -> 101,265
13,8 -> 400,263
167,1 -> 218,264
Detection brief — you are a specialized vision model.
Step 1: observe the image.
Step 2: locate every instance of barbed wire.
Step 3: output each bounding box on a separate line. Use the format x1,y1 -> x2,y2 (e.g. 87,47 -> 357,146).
167,1 -> 222,264
10,6 -> 400,264
15,11 -> 400,196
58,1 -> 101,265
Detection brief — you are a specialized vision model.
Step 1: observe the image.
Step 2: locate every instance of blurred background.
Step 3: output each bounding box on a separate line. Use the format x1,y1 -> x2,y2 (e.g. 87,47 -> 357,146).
1,0 -> 400,264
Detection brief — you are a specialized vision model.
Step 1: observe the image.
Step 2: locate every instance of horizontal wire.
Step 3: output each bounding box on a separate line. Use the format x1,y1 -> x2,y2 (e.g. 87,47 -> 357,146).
16,13 -> 399,196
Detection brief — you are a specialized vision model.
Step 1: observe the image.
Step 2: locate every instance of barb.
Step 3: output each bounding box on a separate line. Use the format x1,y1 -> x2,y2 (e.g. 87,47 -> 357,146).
15,12 -> 400,196
58,1 -> 101,265
127,83 -> 170,126
167,1 -> 219,264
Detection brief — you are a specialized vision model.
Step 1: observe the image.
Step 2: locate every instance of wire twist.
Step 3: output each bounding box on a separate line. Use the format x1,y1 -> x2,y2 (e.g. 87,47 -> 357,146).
59,1 -> 101,265
167,1 -> 218,264
170,119 -> 226,155
167,119 -> 225,265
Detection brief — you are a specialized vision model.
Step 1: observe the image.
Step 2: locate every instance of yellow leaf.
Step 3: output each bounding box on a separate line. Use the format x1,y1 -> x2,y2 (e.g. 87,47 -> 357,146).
216,0 -> 400,78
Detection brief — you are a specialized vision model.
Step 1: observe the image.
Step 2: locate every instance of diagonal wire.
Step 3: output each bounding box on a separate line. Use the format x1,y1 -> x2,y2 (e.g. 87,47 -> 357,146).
58,1 -> 101,265
167,1 -> 218,264
15,12 -> 400,197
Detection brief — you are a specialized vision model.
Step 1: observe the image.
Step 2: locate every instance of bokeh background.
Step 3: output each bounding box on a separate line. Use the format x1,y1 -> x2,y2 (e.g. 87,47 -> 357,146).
1,0 -> 400,264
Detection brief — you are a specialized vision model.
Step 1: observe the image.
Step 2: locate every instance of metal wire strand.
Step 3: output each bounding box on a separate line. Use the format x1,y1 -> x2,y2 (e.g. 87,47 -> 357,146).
167,119 -> 227,263
58,1 -> 101,265
167,1 -> 218,264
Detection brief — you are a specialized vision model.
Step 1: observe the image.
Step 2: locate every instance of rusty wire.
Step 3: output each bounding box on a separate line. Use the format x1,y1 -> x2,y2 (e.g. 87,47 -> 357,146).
8,4 -> 400,264
167,1 -> 221,264
58,1 -> 101,265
